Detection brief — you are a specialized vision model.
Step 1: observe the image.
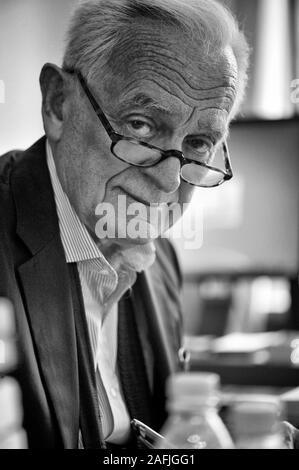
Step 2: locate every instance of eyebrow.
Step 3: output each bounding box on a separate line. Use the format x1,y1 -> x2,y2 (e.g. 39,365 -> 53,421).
117,92 -> 229,141
118,93 -> 173,115
197,114 -> 230,142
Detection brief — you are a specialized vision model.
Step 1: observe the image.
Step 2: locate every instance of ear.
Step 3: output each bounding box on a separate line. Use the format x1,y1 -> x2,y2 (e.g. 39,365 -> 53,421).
39,63 -> 71,142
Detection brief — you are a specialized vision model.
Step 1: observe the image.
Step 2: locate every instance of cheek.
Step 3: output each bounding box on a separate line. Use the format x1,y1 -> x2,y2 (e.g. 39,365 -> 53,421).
76,122 -> 126,196
81,151 -> 130,218
82,123 -> 110,164
83,122 -> 129,180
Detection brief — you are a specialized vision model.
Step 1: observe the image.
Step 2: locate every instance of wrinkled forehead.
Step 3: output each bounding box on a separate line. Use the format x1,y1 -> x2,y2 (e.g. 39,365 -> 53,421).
104,19 -> 238,113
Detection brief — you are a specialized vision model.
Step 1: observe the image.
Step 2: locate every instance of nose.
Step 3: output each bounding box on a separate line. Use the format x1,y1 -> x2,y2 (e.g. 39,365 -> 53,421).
143,155 -> 181,194
143,136 -> 184,193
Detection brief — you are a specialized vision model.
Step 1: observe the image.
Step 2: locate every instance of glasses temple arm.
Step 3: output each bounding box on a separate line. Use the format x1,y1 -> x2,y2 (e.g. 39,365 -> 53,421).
65,68 -> 115,136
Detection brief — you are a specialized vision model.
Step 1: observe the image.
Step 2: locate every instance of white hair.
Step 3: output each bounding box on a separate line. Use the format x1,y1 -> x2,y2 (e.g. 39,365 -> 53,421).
63,0 -> 249,115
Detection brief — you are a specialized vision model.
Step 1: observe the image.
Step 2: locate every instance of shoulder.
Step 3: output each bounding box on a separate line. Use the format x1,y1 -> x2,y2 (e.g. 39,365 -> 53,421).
0,151 -> 24,290
0,149 -> 24,226
0,147 -> 30,230
0,137 -> 47,200
0,137 -> 47,185
0,137 -> 47,248
0,149 -> 24,186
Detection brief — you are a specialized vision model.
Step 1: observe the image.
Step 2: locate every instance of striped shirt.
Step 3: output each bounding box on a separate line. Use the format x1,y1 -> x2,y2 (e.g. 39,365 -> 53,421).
46,140 -> 155,445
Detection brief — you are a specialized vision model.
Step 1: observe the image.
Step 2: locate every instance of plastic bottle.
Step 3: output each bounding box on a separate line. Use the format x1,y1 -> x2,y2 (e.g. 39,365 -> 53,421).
230,399 -> 286,449
156,372 -> 234,449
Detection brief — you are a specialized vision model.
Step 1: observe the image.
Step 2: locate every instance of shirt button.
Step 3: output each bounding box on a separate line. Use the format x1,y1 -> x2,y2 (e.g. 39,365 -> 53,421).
110,387 -> 117,398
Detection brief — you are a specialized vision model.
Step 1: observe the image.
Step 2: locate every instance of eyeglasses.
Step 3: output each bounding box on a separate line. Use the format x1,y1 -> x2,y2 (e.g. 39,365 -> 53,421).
66,68 -> 233,188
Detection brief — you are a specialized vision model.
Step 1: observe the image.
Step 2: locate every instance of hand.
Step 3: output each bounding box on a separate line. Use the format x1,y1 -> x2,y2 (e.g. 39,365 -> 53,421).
282,421 -> 299,449
0,299 -> 27,449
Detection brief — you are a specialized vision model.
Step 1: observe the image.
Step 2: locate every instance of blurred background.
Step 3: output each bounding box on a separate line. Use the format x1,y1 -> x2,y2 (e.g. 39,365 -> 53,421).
1,0 -> 299,396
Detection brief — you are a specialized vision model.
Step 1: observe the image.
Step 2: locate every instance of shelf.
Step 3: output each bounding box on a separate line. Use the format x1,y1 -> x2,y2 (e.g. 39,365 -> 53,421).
231,116 -> 299,126
183,268 -> 297,283
190,359 -> 299,387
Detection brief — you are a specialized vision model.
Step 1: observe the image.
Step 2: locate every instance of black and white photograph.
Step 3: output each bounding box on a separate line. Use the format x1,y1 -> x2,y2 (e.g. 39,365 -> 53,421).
1,0 -> 299,453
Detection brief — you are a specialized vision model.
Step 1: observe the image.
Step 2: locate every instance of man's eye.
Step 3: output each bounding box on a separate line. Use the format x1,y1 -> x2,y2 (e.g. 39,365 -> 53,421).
127,120 -> 154,138
186,137 -> 212,154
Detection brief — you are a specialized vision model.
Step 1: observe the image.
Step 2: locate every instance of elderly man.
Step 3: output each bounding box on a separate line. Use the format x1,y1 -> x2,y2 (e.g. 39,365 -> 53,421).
0,0 -> 249,449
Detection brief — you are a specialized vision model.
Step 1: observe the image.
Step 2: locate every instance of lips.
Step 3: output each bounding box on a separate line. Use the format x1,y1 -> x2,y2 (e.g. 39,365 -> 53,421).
122,189 -> 177,207
124,191 -> 151,207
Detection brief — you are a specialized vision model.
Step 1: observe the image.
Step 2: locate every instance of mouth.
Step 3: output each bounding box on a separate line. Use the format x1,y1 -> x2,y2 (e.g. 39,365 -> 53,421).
122,189 -> 177,208
125,191 -> 151,207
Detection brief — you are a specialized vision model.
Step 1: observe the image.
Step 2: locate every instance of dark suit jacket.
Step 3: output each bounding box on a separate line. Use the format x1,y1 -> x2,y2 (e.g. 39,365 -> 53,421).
0,137 -> 184,449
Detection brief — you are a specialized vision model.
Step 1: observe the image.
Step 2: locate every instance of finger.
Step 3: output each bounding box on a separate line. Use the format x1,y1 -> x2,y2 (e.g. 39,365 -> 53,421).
281,420 -> 299,449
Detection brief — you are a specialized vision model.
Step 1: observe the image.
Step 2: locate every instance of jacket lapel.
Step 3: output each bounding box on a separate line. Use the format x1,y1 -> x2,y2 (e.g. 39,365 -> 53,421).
127,269 -> 181,430
12,138 -> 79,448
135,271 -> 178,381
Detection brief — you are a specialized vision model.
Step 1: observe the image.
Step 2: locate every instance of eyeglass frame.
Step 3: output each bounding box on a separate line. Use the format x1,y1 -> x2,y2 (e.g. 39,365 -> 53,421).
64,68 -> 233,188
